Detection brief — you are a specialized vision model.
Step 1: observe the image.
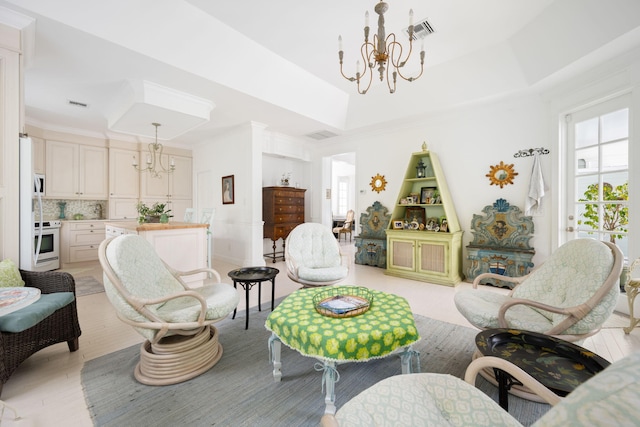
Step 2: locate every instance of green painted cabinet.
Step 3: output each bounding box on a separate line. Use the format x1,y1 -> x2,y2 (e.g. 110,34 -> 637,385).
385,149 -> 463,286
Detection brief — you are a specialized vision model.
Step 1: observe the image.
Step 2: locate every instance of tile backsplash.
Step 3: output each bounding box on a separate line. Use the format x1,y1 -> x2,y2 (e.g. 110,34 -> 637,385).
39,199 -> 107,220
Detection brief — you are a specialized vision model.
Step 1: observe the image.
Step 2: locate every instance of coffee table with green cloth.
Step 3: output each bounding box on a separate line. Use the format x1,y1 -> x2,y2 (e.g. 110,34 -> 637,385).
265,286 -> 421,414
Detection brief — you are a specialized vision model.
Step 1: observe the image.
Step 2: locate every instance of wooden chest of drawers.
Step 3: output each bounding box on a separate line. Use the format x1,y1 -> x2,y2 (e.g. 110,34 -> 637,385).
263,186 -> 306,262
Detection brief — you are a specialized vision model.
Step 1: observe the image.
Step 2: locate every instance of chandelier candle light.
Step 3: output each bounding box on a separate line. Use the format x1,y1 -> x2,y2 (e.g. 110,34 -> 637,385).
339,1 -> 425,94
132,123 -> 176,178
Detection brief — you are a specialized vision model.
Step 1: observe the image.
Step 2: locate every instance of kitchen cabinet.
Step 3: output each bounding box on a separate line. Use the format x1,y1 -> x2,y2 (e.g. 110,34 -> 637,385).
46,141 -> 108,199
61,220 -> 106,265
109,147 -> 139,198
32,136 -> 45,174
140,154 -> 192,220
385,149 -> 463,286
108,198 -> 139,220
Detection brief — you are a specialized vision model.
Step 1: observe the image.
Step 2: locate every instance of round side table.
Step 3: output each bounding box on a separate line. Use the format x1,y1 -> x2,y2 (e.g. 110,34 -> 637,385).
228,267 -> 279,329
475,328 -> 610,410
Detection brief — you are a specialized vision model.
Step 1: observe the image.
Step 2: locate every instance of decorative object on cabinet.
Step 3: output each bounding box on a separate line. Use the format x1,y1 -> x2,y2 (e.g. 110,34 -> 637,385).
263,187 -> 306,263
486,161 -> 518,188
355,201 -> 391,268
370,174 -> 387,193
280,173 -> 291,186
58,202 -> 67,219
404,207 -> 425,226
338,1 -> 427,94
386,147 -> 463,286
466,198 -> 535,288
136,201 -> 173,224
392,220 -> 404,230
415,159 -> 427,178
222,175 -> 234,205
132,123 -> 176,178
420,187 -> 436,204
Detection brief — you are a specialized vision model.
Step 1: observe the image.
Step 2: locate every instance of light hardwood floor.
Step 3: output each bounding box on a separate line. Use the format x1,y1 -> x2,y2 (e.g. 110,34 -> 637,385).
2,241 -> 639,426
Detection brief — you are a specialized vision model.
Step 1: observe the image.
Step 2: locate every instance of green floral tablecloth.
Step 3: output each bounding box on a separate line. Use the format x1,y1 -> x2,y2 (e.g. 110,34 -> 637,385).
265,286 -> 420,362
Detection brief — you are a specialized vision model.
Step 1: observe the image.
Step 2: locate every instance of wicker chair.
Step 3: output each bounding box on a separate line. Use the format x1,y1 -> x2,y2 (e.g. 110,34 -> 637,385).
454,239 -> 623,343
285,223 -> 349,288
99,235 -> 239,385
0,270 -> 81,396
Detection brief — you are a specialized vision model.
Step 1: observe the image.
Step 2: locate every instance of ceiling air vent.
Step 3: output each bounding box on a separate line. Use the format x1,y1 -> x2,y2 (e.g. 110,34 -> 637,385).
306,130 -> 338,141
405,18 -> 435,41
68,100 -> 89,108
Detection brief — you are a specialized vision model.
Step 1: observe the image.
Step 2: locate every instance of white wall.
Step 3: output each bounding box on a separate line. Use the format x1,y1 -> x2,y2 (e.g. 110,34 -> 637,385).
192,46 -> 640,283
192,122 -> 264,266
316,93 -> 553,267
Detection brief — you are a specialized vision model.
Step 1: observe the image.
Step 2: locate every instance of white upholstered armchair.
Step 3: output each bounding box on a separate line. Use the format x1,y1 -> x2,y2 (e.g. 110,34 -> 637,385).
454,239 -> 623,342
285,223 -> 349,287
99,234 -> 239,385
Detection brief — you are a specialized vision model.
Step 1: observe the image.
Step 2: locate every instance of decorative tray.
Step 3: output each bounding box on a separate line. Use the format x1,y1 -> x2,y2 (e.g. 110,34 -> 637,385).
476,328 -> 611,394
313,286 -> 374,318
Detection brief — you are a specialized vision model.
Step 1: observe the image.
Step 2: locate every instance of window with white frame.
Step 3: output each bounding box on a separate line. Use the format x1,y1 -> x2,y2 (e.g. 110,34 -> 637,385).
569,97 -> 629,256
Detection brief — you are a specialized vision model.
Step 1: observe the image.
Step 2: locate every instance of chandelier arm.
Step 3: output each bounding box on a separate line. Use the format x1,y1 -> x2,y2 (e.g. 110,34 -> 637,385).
156,142 -> 170,173
387,35 -> 424,82
358,47 -> 375,94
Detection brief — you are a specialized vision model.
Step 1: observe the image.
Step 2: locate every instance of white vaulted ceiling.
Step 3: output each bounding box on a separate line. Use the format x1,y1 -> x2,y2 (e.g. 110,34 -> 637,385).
1,0 -> 640,144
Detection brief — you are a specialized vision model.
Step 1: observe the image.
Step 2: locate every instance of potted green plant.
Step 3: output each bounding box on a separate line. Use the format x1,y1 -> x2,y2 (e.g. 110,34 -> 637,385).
136,201 -> 173,224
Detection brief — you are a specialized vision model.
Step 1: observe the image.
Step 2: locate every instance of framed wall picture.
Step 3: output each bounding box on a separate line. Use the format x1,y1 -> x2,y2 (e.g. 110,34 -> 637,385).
420,187 -> 437,204
222,175 -> 235,204
405,207 -> 425,225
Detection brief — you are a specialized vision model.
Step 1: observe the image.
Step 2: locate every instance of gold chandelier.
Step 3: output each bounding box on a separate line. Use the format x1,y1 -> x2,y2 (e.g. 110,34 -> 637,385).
338,1 -> 425,94
132,123 -> 176,178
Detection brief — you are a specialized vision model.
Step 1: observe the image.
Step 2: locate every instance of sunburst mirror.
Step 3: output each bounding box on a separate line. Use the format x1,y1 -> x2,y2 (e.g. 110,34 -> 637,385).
486,161 -> 518,188
370,174 -> 387,193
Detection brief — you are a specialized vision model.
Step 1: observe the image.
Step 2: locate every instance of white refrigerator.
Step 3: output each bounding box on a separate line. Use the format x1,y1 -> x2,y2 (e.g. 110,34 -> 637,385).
19,136 -> 54,271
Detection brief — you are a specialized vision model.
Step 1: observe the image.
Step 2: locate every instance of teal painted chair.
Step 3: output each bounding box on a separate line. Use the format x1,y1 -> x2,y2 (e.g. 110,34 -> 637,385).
454,239 -> 623,342
320,351 -> 640,427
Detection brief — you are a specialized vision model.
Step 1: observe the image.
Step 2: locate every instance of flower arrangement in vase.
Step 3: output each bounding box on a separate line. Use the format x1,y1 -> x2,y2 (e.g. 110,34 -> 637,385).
136,201 -> 173,224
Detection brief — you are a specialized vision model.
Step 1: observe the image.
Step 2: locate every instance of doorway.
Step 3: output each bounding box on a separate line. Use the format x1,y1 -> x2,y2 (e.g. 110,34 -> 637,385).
330,153 -> 356,232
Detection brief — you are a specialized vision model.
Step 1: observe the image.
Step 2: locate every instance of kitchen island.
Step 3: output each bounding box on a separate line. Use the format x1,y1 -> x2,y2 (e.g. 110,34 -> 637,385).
105,221 -> 208,285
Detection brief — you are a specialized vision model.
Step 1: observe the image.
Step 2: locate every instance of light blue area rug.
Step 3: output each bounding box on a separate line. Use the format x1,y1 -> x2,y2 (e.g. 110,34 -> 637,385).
75,276 -> 104,297
81,306 -> 549,426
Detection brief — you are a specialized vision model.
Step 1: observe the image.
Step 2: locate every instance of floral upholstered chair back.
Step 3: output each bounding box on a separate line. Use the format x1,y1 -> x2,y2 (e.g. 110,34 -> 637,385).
101,235 -> 188,340
510,238 -> 621,336
285,223 -> 348,287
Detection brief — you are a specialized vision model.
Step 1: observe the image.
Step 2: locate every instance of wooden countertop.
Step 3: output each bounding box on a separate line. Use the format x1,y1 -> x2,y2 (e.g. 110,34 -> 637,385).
105,221 -> 208,232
